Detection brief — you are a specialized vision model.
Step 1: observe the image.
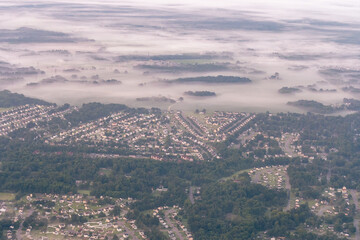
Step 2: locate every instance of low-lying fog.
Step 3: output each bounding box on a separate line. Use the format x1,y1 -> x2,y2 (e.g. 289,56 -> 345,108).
0,0 -> 359,113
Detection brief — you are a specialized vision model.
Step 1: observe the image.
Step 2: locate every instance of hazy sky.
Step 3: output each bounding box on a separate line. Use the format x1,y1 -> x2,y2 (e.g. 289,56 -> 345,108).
0,0 -> 359,113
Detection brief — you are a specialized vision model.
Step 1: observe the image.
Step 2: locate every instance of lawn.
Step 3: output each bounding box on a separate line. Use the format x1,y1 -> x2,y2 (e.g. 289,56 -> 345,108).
78,189 -> 91,195
0,192 -> 16,201
0,108 -> 11,113
99,168 -> 112,177
184,111 -> 218,131
185,111 -> 212,121
220,168 -> 250,182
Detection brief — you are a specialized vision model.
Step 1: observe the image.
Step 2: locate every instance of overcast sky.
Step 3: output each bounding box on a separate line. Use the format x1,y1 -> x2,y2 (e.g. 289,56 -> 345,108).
1,0 -> 359,25
0,0 -> 359,112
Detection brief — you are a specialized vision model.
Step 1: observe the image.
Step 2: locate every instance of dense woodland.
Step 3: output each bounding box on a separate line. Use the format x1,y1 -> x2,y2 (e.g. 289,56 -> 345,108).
184,91 -> 216,97
0,90 -> 52,108
166,75 -> 252,84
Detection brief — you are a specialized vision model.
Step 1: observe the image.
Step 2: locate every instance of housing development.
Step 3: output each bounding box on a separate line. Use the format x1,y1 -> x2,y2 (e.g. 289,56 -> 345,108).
1,104 -> 255,162
1,99 -> 360,240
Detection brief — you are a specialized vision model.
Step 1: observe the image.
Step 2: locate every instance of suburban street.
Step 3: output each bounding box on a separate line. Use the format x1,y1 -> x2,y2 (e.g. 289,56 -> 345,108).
351,190 -> 360,240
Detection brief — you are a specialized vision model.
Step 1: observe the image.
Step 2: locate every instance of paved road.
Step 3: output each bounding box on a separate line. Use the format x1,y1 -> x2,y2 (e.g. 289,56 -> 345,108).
240,130 -> 258,145
284,166 -> 292,211
251,166 -> 291,211
317,205 -> 332,216
167,103 -> 176,112
118,210 -> 140,240
16,209 -> 34,240
118,219 -> 139,240
354,219 -> 360,240
231,129 -> 258,148
252,171 -> 261,184
181,114 -> 203,136
281,134 -> 297,157
185,116 -> 204,135
164,209 -> 185,240
326,166 -> 331,184
189,186 -> 195,205
350,190 -> 360,240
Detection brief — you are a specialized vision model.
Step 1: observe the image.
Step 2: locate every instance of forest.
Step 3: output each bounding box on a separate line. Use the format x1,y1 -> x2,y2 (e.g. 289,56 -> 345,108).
0,90 -> 52,108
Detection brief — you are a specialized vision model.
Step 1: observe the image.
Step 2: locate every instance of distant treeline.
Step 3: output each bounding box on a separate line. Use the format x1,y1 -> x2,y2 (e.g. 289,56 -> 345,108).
184,91 -> 216,97
288,99 -> 360,114
287,100 -> 336,114
278,87 -> 302,94
136,96 -> 176,103
115,53 -> 229,62
137,63 -> 229,73
64,102 -> 128,126
0,90 -> 52,108
165,75 -> 251,84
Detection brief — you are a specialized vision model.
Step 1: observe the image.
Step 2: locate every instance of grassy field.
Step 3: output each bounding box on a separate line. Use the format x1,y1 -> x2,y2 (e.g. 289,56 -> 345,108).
151,191 -> 163,197
99,168 -> 112,177
289,191 -> 297,209
33,231 -> 73,240
220,169 -> 250,182
78,189 -> 91,195
184,111 -> 218,130
185,111 -> 212,119
0,107 -> 11,113
0,192 -> 16,201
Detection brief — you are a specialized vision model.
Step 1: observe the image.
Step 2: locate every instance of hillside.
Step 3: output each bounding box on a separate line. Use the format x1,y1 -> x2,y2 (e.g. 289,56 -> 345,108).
0,90 -> 52,108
